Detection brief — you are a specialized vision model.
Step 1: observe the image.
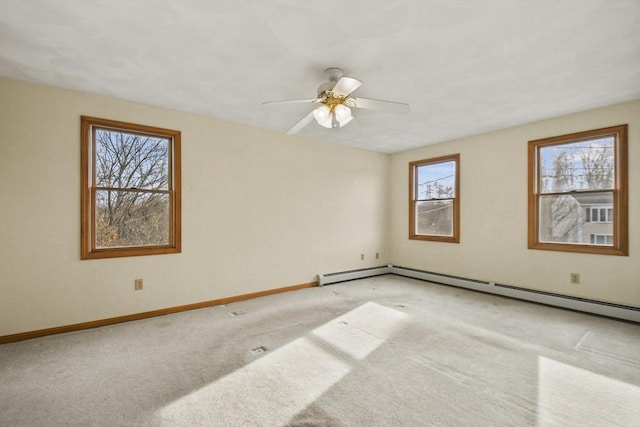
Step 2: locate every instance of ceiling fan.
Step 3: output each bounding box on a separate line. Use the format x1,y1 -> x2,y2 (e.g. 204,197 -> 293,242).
263,67 -> 410,135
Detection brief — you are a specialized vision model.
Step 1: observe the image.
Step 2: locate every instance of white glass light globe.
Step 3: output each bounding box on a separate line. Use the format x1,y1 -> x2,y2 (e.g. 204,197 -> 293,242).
334,104 -> 351,121
313,105 -> 331,122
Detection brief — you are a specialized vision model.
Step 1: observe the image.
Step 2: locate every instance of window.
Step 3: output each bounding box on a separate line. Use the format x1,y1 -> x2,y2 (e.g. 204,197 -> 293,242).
590,234 -> 613,245
81,116 -> 181,259
409,154 -> 460,242
528,124 -> 627,255
585,207 -> 613,223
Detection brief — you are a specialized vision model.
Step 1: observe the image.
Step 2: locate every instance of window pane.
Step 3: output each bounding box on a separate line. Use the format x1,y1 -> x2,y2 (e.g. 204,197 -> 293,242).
416,161 -> 455,200
415,200 -> 453,236
95,190 -> 169,248
95,129 -> 169,190
539,192 -> 613,245
539,137 -> 614,193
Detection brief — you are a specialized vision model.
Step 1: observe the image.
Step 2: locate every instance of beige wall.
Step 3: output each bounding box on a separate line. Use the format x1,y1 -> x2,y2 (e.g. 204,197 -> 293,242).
0,78 -> 390,336
1,77 -> 638,337
389,100 -> 640,306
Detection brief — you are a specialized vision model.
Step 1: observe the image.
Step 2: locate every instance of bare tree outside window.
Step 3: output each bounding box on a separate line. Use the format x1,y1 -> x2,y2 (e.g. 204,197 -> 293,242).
81,117 -> 181,259
94,130 -> 170,248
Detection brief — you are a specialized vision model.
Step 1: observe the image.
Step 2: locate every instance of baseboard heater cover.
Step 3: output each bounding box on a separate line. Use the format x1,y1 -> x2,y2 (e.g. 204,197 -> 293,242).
388,265 -> 491,293
317,265 -> 639,322
389,265 -> 640,323
317,265 -> 391,286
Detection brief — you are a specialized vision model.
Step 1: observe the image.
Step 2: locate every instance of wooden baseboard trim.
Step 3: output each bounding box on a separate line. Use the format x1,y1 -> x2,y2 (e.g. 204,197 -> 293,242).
0,281 -> 317,344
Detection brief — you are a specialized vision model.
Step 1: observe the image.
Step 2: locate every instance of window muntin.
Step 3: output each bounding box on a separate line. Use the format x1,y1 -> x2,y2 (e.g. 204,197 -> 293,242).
409,154 -> 460,242
528,125 -> 627,255
81,116 -> 181,259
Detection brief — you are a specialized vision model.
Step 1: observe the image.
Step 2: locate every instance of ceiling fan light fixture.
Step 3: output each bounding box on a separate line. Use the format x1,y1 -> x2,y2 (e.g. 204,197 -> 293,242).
337,115 -> 354,128
334,104 -> 351,121
313,104 -> 331,123
264,67 -> 410,135
317,115 -> 333,129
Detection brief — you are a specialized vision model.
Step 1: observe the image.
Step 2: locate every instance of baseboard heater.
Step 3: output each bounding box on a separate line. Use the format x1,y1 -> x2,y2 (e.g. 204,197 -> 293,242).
317,265 -> 391,287
317,265 -> 640,323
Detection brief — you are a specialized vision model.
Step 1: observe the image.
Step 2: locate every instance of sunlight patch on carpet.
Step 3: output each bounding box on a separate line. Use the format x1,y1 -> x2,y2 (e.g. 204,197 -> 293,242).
155,302 -> 406,425
156,337 -> 349,425
537,356 -> 640,426
311,301 -> 407,360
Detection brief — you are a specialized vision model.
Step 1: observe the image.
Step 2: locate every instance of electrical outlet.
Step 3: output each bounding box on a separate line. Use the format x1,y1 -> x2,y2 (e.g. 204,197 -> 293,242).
361,254 -> 364,261
134,278 -> 144,290
376,252 -> 379,259
570,273 -> 580,284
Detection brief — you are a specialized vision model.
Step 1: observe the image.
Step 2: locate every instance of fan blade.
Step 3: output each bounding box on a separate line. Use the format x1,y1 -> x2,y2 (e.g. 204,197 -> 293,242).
331,77 -> 362,97
263,98 -> 320,106
350,97 -> 410,114
286,111 -> 315,135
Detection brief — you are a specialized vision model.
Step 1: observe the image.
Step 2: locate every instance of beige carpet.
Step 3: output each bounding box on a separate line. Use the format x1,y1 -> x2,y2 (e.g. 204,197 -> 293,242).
1,275 -> 639,426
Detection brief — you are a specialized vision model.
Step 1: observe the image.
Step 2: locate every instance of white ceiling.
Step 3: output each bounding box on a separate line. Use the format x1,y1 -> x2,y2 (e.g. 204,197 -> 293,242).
1,1 -> 639,153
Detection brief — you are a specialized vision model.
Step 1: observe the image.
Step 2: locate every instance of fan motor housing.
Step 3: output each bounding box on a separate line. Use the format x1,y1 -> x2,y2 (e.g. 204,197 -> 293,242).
317,82 -> 334,97
317,67 -> 345,97
324,67 -> 344,81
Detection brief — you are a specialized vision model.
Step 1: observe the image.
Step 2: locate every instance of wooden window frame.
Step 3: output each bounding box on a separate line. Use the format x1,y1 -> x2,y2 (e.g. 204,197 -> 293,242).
527,124 -> 628,256
81,116 -> 181,259
409,154 -> 460,243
